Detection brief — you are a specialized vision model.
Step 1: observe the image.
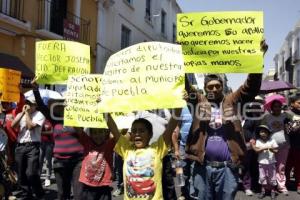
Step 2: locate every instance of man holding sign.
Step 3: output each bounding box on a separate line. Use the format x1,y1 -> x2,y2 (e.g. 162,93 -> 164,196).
183,36 -> 268,200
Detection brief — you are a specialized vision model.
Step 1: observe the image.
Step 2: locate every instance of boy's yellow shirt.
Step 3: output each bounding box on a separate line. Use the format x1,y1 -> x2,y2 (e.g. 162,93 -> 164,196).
114,135 -> 168,200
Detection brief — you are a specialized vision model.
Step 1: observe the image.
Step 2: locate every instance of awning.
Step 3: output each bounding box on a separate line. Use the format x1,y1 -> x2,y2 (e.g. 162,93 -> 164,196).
0,53 -> 34,86
0,53 -> 34,77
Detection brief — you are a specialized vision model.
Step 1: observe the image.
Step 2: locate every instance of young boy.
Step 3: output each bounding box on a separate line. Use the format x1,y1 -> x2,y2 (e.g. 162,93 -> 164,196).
104,108 -> 181,200
78,128 -> 116,200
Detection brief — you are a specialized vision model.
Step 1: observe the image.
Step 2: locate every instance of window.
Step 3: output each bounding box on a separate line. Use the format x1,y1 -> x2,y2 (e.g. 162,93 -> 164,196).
145,0 -> 151,21
50,0 -> 67,36
121,25 -> 131,49
161,10 -> 166,35
172,24 -> 176,43
1,0 -> 10,14
297,70 -> 300,87
0,0 -> 24,21
126,0 -> 132,4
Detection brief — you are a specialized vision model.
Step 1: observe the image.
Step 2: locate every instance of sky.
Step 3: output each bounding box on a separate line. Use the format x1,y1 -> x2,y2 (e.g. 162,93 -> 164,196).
177,0 -> 300,90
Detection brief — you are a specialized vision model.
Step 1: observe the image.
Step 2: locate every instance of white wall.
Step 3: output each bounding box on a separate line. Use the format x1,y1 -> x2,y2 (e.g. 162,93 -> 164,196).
96,0 -> 181,73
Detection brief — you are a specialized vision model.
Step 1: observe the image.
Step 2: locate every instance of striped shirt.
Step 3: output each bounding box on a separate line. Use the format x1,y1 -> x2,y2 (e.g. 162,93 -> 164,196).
53,124 -> 84,159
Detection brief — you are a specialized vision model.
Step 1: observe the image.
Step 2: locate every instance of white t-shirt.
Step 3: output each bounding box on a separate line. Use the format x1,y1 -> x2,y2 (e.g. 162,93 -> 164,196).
17,111 -> 45,143
256,138 -> 278,164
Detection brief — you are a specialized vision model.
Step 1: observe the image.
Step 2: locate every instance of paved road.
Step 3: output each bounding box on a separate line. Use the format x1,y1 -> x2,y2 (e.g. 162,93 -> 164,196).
42,177 -> 300,200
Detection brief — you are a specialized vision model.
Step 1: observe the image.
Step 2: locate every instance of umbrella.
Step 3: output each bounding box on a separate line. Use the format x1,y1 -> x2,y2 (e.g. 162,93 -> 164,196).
260,80 -> 296,94
114,113 -> 136,129
24,89 -> 63,105
264,94 -> 286,111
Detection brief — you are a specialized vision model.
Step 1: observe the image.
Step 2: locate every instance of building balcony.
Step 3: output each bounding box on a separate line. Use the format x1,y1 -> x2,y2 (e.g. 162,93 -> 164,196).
0,0 -> 24,21
36,0 -> 90,44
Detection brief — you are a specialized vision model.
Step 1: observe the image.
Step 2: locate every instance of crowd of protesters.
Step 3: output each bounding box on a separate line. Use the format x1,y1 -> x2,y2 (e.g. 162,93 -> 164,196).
0,40 -> 300,200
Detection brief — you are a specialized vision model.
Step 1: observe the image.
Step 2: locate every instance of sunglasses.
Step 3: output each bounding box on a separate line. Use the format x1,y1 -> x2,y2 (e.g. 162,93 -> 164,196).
206,84 -> 222,91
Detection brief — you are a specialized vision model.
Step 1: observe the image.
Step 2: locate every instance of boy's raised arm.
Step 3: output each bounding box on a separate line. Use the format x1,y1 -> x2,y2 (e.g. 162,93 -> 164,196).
104,113 -> 120,142
163,108 -> 182,145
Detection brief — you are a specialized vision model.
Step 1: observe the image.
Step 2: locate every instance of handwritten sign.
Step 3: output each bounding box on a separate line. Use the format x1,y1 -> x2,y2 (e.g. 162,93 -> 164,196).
35,40 -> 90,84
64,75 -> 106,128
0,68 -> 21,102
177,11 -> 264,73
100,42 -> 186,113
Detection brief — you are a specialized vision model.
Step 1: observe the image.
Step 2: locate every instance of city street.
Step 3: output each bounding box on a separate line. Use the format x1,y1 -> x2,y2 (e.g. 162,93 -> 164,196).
40,175 -> 300,200
2,0 -> 300,200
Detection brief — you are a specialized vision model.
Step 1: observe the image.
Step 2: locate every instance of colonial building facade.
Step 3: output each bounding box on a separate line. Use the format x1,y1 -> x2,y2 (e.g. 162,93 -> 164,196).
95,0 -> 181,73
274,20 -> 300,89
0,0 -> 181,87
0,0 -> 98,87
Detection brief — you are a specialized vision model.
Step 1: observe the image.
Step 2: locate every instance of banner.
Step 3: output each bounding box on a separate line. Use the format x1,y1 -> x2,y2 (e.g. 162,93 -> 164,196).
100,42 -> 186,113
0,68 -> 21,102
177,11 -> 264,73
64,75 -> 105,128
35,40 -> 90,84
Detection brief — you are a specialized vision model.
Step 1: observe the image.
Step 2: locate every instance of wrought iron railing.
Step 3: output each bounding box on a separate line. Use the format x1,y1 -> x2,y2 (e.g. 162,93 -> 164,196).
0,0 -> 24,21
37,0 -> 90,44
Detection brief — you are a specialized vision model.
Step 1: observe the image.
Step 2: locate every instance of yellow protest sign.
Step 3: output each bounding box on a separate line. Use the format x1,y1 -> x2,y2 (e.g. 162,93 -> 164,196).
0,68 -> 21,102
63,75 -> 106,128
100,42 -> 186,113
35,40 -> 90,84
177,11 -> 264,73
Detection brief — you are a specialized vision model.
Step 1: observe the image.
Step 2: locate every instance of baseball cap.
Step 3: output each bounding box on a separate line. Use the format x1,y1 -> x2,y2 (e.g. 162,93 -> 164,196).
25,96 -> 37,105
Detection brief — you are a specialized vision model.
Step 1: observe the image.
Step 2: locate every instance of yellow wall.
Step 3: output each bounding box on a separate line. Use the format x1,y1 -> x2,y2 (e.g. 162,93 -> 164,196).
81,0 -> 98,72
0,0 -> 98,74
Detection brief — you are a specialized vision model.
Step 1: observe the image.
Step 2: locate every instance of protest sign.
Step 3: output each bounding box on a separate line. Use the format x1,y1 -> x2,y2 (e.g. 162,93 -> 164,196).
100,42 -> 186,113
0,68 -> 21,102
64,74 -> 106,128
177,11 -> 264,73
35,40 -> 90,84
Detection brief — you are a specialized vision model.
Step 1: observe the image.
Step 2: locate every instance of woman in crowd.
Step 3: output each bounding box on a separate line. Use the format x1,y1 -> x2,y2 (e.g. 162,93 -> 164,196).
261,95 -> 291,195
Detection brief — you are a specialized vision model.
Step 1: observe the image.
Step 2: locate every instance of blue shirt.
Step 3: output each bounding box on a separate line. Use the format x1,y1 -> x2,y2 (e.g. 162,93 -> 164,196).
179,107 -> 192,146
